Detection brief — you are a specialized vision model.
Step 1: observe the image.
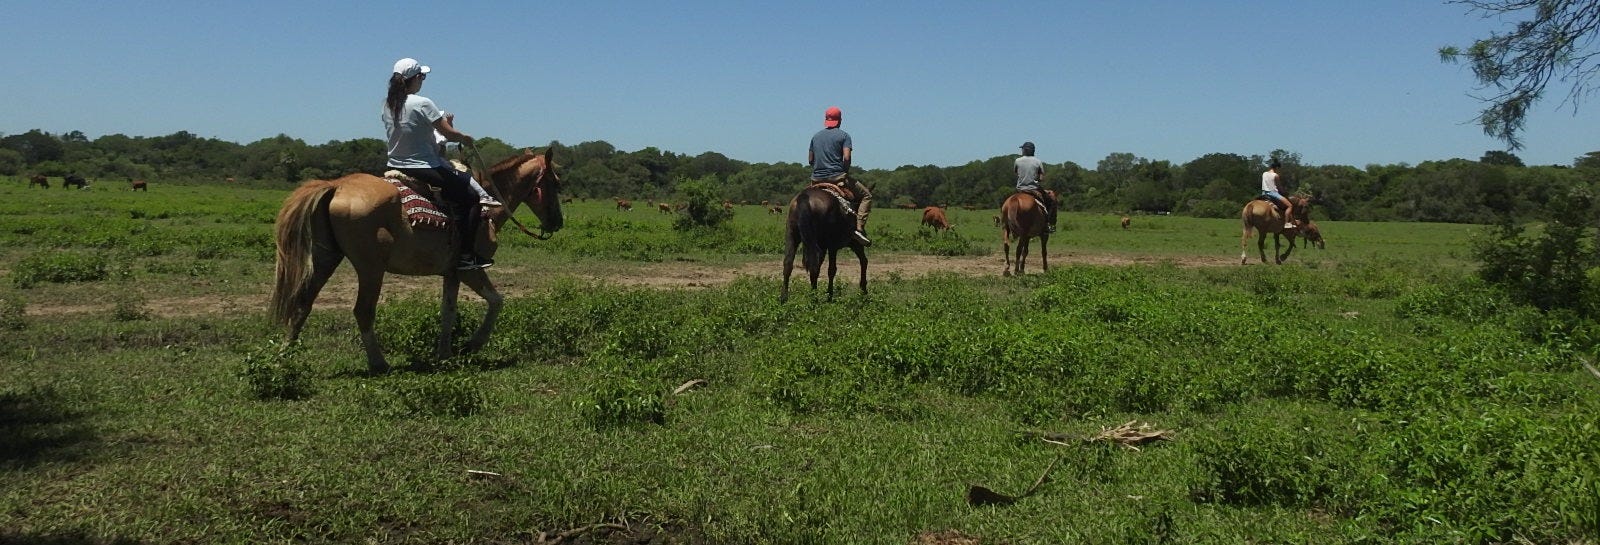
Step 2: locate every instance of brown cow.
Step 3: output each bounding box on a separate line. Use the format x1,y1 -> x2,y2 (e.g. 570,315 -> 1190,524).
1301,220 -> 1325,249
28,174 -> 48,188
768,205 -> 783,214
897,202 -> 918,210
616,199 -> 633,211
921,206 -> 951,231
723,200 -> 734,212
225,177 -> 236,184
1120,216 -> 1130,229
992,214 -> 1001,227
658,202 -> 673,214
131,179 -> 148,191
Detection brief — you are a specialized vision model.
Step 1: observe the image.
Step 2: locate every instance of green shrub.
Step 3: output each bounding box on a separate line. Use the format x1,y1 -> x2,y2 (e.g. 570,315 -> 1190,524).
672,176 -> 733,230
111,294 -> 148,322
386,374 -> 485,417
239,341 -> 317,401
12,251 -> 118,288
0,292 -> 25,331
576,356 -> 667,429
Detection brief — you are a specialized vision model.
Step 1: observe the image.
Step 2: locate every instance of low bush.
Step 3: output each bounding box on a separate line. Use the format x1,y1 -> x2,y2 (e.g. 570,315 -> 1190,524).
385,374 -> 485,417
239,341 -> 316,401
0,292 -> 24,331
11,251 -> 121,288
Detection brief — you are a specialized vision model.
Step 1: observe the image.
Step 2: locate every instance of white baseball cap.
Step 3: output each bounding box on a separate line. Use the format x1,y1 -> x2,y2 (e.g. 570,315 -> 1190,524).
392,58 -> 430,79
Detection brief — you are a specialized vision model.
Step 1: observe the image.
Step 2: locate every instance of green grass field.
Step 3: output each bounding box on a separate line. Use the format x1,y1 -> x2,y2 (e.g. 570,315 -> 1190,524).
1,178 -> 1594,544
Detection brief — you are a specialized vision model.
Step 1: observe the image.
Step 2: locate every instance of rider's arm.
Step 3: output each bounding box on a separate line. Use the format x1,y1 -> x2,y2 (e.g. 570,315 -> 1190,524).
433,114 -> 473,145
842,147 -> 852,172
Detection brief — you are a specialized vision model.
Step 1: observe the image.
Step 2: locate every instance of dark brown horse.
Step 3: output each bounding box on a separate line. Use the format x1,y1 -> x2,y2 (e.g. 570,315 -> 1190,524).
781,185 -> 866,302
1239,195 -> 1309,264
28,175 -> 47,188
1000,190 -> 1056,276
270,147 -> 564,373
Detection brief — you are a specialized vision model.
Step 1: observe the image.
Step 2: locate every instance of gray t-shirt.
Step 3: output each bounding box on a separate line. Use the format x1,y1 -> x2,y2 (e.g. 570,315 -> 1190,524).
809,128 -> 853,180
383,94 -> 445,168
1015,155 -> 1044,190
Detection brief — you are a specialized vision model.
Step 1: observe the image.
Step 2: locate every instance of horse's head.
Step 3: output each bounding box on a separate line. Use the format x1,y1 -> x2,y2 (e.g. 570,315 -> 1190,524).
492,146 -> 564,238
1289,195 -> 1312,222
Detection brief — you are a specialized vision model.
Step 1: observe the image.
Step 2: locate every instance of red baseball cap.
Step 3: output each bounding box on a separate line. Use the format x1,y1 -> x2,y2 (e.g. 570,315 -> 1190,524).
824,106 -> 842,128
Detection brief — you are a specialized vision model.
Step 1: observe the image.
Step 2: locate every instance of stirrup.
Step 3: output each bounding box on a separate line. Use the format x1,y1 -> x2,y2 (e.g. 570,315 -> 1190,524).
853,230 -> 872,247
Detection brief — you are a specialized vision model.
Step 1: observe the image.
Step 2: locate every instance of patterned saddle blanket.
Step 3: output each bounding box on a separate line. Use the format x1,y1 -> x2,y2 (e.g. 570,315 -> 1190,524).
384,171 -> 450,230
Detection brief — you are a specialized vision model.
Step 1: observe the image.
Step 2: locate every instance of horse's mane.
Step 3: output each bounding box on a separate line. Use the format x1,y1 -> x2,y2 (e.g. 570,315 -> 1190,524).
487,149 -> 537,175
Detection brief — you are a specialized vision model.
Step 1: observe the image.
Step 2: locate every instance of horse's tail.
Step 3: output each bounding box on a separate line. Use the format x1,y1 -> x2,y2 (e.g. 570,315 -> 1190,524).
795,189 -> 826,270
270,180 -> 336,327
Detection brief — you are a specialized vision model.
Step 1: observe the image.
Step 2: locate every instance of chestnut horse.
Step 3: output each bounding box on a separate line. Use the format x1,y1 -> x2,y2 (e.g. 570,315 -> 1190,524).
1000,190 -> 1056,276
270,147 -> 564,373
1239,195 -> 1309,264
781,185 -> 866,302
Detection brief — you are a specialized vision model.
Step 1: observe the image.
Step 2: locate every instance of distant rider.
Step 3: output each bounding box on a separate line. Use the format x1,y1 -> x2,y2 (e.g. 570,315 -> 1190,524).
1015,141 -> 1057,233
809,106 -> 873,246
1261,160 -> 1295,229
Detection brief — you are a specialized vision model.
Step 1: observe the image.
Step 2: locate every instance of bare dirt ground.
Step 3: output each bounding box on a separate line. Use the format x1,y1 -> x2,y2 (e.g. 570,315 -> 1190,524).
28,251 -> 1232,318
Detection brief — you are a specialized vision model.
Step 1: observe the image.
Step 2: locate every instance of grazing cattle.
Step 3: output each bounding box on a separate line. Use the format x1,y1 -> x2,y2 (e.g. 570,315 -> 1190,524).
616,199 -> 633,211
63,174 -> 87,189
921,206 -> 952,231
28,174 -> 48,188
781,186 -> 868,302
225,177 -> 237,184
1121,216 -> 1130,229
1301,220 -> 1325,249
1240,195 -> 1310,264
131,179 -> 148,191
760,200 -> 771,206
897,202 -> 918,210
723,200 -> 735,212
658,202 -> 673,214
768,205 -> 783,215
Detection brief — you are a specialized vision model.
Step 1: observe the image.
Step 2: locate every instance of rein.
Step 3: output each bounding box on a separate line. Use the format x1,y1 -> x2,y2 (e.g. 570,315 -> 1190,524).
464,144 -> 553,240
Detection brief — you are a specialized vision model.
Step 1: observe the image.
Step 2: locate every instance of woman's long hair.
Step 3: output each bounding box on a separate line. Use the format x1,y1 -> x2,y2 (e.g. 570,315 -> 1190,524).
386,73 -> 409,123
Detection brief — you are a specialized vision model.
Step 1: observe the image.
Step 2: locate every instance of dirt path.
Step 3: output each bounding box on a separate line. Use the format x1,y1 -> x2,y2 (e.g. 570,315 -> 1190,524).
29,252 -> 1233,318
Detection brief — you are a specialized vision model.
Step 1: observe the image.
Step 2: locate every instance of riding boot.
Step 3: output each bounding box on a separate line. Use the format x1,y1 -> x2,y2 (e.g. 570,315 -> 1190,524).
853,197 -> 873,247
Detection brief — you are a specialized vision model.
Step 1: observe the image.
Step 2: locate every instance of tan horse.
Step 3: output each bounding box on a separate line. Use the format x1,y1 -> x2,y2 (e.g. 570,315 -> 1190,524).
270,147 -> 564,373
1239,195 -> 1309,264
1000,190 -> 1055,276
781,185 -> 867,302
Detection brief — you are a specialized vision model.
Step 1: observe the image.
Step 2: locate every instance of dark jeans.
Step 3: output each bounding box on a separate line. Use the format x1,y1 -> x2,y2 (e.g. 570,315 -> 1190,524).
397,166 -> 479,256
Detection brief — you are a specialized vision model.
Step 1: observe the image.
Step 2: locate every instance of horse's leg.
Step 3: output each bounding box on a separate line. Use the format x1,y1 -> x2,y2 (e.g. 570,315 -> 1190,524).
459,270 -> 503,353
1002,226 -> 1014,277
1040,233 -> 1049,273
437,273 -> 461,361
1240,223 -> 1252,265
852,245 -> 868,297
352,268 -> 389,373
285,244 -> 344,344
1018,236 -> 1030,275
825,248 -> 839,302
780,232 -> 799,302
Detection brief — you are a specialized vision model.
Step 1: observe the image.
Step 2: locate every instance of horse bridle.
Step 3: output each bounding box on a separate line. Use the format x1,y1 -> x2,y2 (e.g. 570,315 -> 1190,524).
465,145 -> 555,240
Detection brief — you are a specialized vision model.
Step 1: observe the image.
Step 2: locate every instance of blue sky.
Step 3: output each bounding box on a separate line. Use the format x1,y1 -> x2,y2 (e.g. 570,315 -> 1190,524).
1,1 -> 1592,169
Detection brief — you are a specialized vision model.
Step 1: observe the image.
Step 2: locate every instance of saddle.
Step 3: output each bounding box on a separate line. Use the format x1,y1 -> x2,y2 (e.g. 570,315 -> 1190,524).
383,170 -> 452,230
1254,194 -> 1286,214
1019,189 -> 1050,215
808,181 -> 857,215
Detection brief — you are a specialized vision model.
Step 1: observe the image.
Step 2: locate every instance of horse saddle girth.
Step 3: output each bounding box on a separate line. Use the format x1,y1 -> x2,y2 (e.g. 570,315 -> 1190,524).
383,170 -> 451,230
808,181 -> 857,215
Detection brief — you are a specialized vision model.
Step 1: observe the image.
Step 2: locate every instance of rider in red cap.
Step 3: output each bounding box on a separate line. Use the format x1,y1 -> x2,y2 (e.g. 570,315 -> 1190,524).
808,106 -> 873,246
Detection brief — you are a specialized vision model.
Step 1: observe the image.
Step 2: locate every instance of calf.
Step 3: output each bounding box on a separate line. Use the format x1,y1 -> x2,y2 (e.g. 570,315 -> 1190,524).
1121,216 -> 1130,229
658,202 -> 673,214
131,179 -> 148,191
768,205 -> 783,215
616,199 -> 633,211
1301,220 -> 1325,249
921,206 -> 951,231
28,174 -> 47,188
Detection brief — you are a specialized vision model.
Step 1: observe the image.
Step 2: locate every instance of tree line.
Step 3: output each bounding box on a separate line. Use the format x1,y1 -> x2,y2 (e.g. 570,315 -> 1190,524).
4,128 -> 1596,224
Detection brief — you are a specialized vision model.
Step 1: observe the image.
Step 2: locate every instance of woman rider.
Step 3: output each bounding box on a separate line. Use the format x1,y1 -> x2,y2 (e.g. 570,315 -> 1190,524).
383,57 -> 491,270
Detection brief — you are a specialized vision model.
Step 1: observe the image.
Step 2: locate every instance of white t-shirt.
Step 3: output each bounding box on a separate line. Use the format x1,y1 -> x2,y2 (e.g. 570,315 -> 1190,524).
383,94 -> 445,168
1260,170 -> 1279,193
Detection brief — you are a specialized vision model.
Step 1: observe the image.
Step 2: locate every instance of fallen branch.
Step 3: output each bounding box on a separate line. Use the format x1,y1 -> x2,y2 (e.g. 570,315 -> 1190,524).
672,379 -> 708,396
966,457 -> 1060,507
536,522 -> 628,544
1580,355 -> 1600,383
1088,420 -> 1173,450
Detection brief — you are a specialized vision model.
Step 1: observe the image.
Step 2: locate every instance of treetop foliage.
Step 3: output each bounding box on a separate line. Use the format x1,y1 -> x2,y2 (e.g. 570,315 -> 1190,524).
2,128 -> 1595,225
